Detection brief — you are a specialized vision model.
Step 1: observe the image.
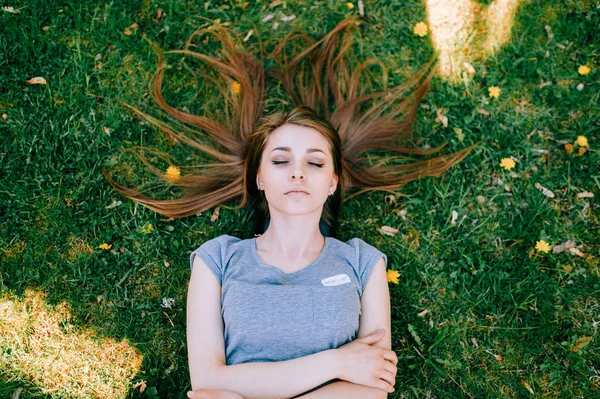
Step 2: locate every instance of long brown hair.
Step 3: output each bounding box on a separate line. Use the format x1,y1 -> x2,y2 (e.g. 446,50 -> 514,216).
102,17 -> 478,237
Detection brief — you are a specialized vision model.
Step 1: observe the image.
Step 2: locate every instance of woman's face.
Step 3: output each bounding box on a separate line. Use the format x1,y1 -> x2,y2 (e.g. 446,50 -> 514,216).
256,123 -> 338,216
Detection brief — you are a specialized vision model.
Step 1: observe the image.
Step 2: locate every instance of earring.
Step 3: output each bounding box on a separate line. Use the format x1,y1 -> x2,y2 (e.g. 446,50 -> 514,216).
329,188 -> 334,196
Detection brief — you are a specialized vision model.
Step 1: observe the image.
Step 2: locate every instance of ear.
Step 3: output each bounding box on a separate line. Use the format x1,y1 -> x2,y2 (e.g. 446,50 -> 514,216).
331,173 -> 339,190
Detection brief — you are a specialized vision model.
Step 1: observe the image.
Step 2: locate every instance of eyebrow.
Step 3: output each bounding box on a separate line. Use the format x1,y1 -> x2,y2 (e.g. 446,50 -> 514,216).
270,146 -> 325,155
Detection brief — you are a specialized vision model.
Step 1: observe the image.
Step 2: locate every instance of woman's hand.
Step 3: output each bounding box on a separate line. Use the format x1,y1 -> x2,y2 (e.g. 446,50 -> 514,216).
333,329 -> 398,393
187,389 -> 245,399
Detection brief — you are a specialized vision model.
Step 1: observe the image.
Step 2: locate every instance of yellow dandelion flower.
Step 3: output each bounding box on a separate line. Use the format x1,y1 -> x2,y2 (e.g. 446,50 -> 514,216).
488,86 -> 501,98
386,270 -> 401,284
564,143 -> 574,154
141,223 -> 153,233
165,165 -> 181,181
98,243 -> 112,250
413,22 -> 428,37
535,240 -> 550,253
575,135 -> 588,147
500,157 -> 516,171
230,81 -> 241,95
346,2 -> 354,9
578,65 -> 591,76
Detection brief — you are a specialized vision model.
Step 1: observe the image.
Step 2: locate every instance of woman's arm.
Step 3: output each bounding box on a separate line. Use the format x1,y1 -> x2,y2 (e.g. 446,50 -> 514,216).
295,256 -> 394,399
294,381 -> 387,399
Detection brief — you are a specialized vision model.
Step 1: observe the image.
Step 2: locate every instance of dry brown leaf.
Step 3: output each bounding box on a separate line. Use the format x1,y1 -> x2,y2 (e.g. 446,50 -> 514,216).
379,226 -> 399,236
478,108 -> 490,116
384,194 -> 395,205
124,28 -> 132,35
569,336 -> 592,352
417,309 -> 429,317
577,147 -> 586,156
26,77 -> 47,85
243,29 -> 254,42
1,113 -> 7,120
450,210 -> 458,225
130,22 -> 139,29
210,206 -> 220,222
132,380 -> 147,393
568,247 -> 587,258
564,143 -> 574,154
552,240 -> 576,253
520,379 -> 534,394
534,182 -> 555,198
435,108 -> 448,127
463,62 -> 476,75
576,191 -> 593,199
2,6 -> 20,13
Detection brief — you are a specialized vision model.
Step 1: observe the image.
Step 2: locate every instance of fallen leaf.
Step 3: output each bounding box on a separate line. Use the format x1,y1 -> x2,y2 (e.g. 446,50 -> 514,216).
534,182 -> 555,198
568,247 -> 587,258
463,62 -> 476,75
564,143 -> 574,154
358,0 -> 364,16
569,336 -> 592,352
552,240 -> 576,253
210,206 -> 220,222
1,113 -> 7,120
478,108 -> 490,116
262,14 -> 275,22
26,77 -> 47,85
130,22 -> 139,29
453,127 -> 464,142
243,29 -> 254,42
576,191 -> 593,199
132,380 -> 147,393
435,108 -> 448,127
417,309 -> 429,317
520,379 -> 534,394
124,28 -> 132,35
2,6 -> 20,13
384,194 -> 395,205
450,210 -> 458,225
379,226 -> 399,236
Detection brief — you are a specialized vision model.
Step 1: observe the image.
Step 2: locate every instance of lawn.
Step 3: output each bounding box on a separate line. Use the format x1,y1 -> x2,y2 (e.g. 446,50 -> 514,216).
1,0 -> 598,398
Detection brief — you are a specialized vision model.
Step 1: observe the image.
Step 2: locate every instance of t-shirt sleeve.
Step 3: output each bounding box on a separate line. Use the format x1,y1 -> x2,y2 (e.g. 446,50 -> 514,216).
348,238 -> 388,294
189,234 -> 237,285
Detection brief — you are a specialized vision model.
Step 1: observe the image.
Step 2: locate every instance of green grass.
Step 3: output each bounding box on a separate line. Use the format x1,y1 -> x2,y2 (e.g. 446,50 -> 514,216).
1,0 -> 599,398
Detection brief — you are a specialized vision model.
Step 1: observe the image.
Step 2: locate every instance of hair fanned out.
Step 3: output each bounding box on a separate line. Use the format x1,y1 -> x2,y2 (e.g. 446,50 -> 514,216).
102,17 -> 478,221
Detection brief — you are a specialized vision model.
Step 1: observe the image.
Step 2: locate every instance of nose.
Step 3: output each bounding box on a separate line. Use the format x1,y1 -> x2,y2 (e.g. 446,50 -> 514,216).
289,161 -> 306,180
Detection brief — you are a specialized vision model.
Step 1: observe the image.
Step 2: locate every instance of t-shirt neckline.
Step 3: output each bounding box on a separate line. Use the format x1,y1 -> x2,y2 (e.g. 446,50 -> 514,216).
250,236 -> 330,276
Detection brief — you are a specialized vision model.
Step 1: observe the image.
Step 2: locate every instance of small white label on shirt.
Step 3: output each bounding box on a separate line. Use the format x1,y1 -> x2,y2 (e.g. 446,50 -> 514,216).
321,274 -> 351,286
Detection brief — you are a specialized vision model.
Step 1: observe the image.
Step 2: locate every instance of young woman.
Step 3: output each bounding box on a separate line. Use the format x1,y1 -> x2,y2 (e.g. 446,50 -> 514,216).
103,17 -> 477,399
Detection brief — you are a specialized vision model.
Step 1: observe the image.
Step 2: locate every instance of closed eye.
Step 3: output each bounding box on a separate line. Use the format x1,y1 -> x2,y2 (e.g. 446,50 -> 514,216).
272,161 -> 324,168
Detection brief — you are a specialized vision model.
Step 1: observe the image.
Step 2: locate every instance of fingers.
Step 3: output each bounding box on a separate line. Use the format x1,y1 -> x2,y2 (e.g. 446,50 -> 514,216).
379,369 -> 396,389
384,360 -> 397,377
383,349 -> 398,366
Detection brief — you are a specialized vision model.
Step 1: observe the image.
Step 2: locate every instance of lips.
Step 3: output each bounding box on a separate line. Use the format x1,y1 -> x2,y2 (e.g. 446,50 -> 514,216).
285,187 -> 309,195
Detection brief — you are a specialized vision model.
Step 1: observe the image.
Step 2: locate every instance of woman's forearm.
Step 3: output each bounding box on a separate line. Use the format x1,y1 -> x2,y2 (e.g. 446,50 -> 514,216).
295,381 -> 388,399
202,349 -> 340,399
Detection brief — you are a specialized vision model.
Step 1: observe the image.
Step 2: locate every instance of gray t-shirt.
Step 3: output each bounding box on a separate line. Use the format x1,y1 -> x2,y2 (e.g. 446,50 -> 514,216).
189,234 -> 387,394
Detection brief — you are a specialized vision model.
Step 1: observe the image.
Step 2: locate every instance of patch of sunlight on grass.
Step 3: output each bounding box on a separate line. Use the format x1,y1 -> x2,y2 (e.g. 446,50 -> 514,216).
0,289 -> 143,399
426,0 -> 522,81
